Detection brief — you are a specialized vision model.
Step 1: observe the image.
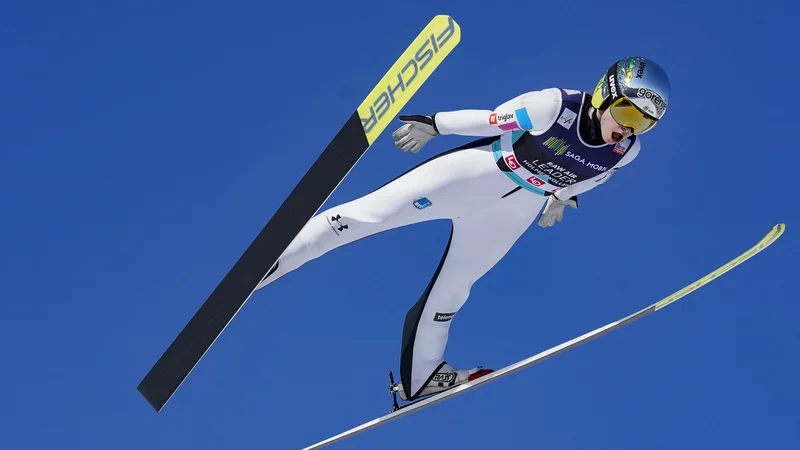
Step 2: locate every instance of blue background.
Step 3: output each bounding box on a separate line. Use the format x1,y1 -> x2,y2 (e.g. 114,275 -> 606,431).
2,1 -> 798,449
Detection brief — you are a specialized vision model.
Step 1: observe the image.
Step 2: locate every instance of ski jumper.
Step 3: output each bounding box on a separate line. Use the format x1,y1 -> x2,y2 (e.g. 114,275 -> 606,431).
255,87 -> 642,400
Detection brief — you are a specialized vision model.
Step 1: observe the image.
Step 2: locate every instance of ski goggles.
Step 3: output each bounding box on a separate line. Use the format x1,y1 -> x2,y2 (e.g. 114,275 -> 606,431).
608,97 -> 659,135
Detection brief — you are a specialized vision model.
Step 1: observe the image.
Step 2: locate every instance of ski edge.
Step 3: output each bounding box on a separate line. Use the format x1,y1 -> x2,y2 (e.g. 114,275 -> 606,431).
301,223 -> 785,450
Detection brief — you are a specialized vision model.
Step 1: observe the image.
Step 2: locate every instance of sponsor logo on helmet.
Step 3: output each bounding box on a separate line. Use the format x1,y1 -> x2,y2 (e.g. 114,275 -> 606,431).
636,88 -> 666,109
636,60 -> 646,78
608,74 -> 619,99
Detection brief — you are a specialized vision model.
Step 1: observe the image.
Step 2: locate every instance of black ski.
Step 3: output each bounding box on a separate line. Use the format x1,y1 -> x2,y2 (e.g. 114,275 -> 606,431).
137,15 -> 462,412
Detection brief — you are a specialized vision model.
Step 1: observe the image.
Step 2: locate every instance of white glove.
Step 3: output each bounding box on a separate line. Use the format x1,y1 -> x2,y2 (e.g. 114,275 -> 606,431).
538,194 -> 578,228
392,115 -> 439,153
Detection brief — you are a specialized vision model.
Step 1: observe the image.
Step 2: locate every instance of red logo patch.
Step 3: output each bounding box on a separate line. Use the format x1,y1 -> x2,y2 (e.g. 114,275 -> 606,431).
504,155 -> 520,170
489,113 -> 497,125
527,176 -> 545,187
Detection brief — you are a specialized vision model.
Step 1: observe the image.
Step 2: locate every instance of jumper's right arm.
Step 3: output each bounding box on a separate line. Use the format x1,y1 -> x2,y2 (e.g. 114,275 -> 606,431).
393,88 -> 563,152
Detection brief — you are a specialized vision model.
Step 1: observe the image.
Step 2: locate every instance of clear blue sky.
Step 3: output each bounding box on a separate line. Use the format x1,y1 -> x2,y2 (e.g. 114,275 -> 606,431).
2,1 -> 798,449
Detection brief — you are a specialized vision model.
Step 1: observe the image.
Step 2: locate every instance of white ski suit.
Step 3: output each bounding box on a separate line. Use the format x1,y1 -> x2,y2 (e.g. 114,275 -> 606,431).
255,87 -> 642,400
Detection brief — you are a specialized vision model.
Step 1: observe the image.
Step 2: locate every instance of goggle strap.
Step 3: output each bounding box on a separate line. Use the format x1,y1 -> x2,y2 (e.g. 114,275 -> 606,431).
605,62 -> 622,103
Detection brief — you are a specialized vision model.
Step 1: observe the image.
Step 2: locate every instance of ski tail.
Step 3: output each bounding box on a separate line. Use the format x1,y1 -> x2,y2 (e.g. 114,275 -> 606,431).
136,15 -> 462,413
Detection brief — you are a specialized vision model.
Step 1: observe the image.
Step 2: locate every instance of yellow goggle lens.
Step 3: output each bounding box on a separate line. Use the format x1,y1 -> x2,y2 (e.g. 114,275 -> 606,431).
609,98 -> 658,134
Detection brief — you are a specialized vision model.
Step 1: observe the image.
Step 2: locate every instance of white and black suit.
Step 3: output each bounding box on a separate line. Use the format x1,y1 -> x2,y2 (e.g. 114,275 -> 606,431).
255,87 -> 642,400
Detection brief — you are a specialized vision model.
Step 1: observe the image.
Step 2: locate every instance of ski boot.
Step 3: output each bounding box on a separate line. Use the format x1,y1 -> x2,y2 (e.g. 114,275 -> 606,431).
390,362 -> 493,404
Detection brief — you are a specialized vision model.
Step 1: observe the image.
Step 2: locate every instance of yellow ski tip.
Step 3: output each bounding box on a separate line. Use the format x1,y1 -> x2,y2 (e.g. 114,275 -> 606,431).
653,223 -> 785,311
357,15 -> 461,145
